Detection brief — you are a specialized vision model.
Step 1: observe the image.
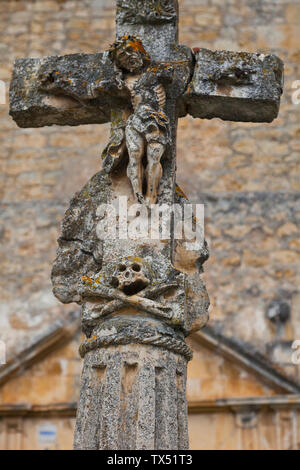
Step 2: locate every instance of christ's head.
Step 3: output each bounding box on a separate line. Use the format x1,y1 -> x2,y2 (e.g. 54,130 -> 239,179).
109,35 -> 150,73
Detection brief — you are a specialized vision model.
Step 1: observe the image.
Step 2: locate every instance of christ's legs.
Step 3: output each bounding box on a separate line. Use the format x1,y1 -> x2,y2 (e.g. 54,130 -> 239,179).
125,126 -> 145,203
145,142 -> 164,205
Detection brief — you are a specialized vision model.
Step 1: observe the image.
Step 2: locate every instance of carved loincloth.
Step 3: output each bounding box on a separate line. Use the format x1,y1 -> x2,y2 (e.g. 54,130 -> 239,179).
102,104 -> 170,173
127,104 -> 170,145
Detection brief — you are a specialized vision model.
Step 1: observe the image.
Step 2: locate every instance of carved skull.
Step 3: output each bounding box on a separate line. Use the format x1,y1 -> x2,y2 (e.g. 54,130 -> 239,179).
110,258 -> 150,295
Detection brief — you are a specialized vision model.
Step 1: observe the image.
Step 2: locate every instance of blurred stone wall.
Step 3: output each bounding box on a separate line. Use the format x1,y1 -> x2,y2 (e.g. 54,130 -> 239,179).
0,0 -> 299,372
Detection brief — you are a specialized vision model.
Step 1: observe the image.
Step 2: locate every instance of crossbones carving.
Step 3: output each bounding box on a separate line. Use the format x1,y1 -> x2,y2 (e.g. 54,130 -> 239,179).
80,276 -> 179,321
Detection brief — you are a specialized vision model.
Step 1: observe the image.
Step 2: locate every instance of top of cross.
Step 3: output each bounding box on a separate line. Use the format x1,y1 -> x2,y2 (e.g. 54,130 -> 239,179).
116,0 -> 179,60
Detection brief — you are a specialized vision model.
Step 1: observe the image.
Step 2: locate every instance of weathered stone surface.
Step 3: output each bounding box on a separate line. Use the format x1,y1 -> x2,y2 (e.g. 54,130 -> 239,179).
183,48 -> 283,122
9,53 -> 128,128
50,159 -> 209,449
10,46 -> 284,129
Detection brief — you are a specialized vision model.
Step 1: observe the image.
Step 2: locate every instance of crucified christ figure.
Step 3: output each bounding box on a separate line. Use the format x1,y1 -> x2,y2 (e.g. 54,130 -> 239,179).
92,35 -> 173,204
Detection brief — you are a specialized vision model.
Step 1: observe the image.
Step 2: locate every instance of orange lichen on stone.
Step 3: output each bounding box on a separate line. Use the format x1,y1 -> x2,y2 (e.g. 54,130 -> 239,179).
175,184 -> 188,200
81,275 -> 93,285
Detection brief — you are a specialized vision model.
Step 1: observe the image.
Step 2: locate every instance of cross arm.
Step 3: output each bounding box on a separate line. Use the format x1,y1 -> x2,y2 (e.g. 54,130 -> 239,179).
9,52 -> 130,128
180,48 -> 284,123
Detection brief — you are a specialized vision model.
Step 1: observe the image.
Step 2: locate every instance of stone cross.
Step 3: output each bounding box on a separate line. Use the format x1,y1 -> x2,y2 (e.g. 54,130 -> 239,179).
10,0 -> 283,450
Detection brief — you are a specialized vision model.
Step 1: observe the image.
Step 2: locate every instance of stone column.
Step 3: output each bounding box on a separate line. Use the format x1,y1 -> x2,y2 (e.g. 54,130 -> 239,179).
74,343 -> 190,450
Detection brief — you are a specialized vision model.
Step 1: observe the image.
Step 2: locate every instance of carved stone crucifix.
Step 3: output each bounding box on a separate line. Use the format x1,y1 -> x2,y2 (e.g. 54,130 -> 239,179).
10,0 -> 283,450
